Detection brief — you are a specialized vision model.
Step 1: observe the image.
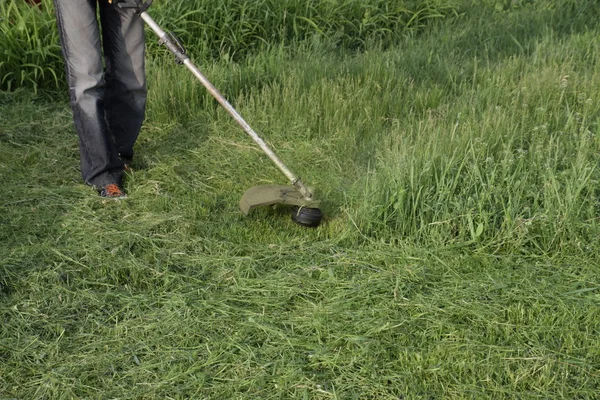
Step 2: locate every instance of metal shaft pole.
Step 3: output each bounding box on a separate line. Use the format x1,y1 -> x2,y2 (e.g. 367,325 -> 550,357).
139,11 -> 313,200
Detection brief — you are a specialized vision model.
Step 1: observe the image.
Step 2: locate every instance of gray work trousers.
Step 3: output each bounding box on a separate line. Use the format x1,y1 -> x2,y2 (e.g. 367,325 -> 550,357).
54,0 -> 146,188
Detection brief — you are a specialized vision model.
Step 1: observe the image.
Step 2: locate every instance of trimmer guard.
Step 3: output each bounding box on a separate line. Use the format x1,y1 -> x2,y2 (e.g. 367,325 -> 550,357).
240,185 -> 320,215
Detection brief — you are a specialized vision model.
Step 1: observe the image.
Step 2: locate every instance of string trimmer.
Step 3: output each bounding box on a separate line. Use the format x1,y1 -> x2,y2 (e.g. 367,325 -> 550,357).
115,0 -> 323,227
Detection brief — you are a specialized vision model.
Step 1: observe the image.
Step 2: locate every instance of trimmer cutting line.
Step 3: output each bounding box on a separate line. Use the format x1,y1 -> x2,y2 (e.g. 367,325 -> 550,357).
117,0 -> 323,227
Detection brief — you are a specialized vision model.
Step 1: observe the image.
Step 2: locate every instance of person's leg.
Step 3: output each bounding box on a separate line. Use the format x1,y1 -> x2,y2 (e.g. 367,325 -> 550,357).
54,0 -> 124,188
99,2 -> 147,164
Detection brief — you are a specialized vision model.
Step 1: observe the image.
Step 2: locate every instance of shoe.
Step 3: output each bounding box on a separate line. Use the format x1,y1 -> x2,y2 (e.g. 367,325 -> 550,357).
99,183 -> 127,199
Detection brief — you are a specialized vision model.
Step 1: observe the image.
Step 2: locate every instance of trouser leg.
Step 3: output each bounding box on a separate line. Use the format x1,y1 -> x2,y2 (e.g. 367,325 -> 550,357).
99,2 -> 147,163
54,0 -> 123,188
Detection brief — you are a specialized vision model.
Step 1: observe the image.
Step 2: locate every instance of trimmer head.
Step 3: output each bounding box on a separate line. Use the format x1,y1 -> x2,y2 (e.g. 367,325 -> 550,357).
240,185 -> 323,227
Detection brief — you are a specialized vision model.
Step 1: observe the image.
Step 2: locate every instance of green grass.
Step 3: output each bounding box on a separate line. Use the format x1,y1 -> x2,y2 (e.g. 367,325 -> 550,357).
148,0 -> 458,57
2,1 -> 600,398
0,0 -> 62,92
0,0 -> 457,92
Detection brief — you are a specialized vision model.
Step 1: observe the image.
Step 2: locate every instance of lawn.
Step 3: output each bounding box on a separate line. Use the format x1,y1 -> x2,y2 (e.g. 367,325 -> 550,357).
1,0 -> 600,398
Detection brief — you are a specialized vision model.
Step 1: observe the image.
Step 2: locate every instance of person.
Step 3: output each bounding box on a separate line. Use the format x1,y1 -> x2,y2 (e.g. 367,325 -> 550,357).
53,0 -> 147,198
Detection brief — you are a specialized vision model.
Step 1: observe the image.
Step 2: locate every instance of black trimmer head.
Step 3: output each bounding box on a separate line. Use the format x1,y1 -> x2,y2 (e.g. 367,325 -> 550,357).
290,206 -> 323,227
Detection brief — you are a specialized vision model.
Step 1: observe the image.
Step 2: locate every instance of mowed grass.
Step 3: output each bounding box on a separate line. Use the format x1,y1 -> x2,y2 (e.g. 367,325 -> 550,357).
2,1 -> 600,399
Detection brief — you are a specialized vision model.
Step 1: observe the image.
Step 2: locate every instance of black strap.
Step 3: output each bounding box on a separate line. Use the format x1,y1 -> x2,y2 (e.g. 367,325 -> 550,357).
116,0 -> 153,14
138,0 -> 153,14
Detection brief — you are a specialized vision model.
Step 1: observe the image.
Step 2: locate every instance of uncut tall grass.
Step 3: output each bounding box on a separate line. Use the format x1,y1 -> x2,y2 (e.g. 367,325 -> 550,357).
0,0 -> 62,91
0,0 -> 456,91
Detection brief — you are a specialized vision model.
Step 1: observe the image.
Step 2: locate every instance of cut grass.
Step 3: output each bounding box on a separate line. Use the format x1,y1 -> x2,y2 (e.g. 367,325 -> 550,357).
2,1 -> 600,399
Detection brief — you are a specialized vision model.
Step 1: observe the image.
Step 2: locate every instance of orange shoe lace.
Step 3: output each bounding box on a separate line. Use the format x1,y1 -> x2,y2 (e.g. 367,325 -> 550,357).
104,184 -> 124,198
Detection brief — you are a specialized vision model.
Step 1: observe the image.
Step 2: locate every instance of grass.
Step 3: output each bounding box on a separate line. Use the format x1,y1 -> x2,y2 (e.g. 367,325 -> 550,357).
0,0 -> 62,92
2,0 -> 600,398
0,0 -> 457,92
149,0 -> 458,55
